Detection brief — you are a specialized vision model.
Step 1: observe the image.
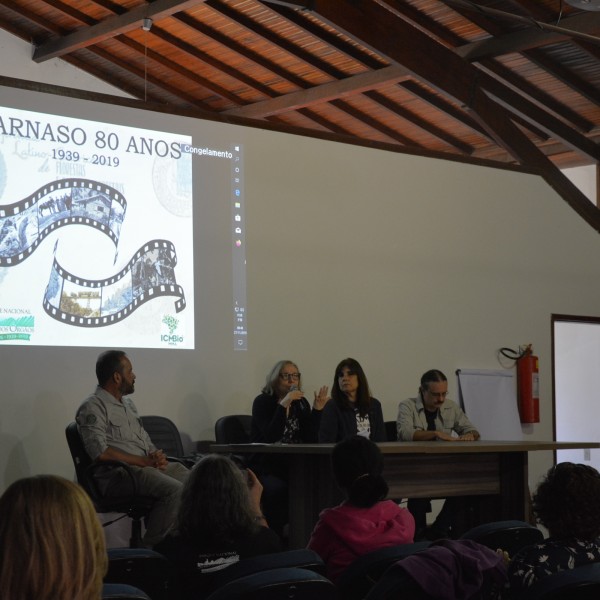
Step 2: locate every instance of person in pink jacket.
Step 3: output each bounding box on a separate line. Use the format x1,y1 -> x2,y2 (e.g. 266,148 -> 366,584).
307,435 -> 415,583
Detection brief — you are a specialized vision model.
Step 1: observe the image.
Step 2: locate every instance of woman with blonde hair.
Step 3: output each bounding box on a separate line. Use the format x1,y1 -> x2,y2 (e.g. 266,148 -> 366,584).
0,474 -> 107,600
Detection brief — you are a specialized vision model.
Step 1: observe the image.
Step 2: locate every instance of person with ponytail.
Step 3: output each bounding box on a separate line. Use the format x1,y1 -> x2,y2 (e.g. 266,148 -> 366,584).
307,436 -> 415,582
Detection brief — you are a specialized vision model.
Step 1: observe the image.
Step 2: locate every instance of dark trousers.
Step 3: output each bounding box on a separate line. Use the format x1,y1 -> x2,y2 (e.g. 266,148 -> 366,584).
408,496 -> 470,537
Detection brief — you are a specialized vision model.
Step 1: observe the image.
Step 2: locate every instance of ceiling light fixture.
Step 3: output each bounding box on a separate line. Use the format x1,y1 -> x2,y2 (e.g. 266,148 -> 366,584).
142,17 -> 153,31
565,0 -> 600,10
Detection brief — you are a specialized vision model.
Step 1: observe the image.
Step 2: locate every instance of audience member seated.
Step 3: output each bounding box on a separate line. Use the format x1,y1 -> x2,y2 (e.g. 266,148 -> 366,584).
508,462 -> 600,598
155,454 -> 282,599
76,350 -> 189,547
0,475 -> 107,600
250,359 -> 329,535
308,436 -> 415,583
318,358 -> 386,442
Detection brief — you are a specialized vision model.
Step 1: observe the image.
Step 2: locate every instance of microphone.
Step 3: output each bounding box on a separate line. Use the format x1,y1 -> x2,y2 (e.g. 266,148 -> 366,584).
290,385 -> 307,412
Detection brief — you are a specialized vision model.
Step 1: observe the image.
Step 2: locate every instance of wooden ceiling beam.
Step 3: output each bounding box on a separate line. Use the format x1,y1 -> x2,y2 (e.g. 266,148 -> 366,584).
443,0 -> 598,130
440,0 -> 600,47
208,0 -> 425,148
382,0 -> 589,140
475,60 -> 593,133
329,98 -> 420,147
263,2 -> 386,70
442,0 -> 600,124
467,86 -> 600,229
457,12 -> 600,61
223,65 -> 411,118
306,0 -> 600,231
32,0 -> 206,62
525,47 -> 600,107
399,80 -> 495,142
364,90 -> 474,154
382,0 -> 600,161
176,6 -> 385,137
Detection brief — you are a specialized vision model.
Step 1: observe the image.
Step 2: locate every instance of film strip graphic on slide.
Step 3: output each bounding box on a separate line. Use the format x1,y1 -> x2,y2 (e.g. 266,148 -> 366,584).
43,239 -> 186,328
0,178 -> 126,266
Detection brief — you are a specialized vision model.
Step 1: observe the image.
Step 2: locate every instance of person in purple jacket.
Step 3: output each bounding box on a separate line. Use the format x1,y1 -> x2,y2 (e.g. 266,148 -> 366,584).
308,435 -> 415,583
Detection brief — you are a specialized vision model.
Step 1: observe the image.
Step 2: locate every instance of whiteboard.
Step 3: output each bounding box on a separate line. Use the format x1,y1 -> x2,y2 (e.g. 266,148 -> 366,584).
457,369 -> 522,441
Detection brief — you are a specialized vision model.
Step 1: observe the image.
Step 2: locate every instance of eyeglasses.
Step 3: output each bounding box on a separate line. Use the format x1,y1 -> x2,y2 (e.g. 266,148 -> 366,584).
280,372 -> 300,381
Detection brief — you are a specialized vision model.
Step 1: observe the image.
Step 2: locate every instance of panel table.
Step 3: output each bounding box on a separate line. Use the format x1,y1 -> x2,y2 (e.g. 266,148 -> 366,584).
211,441 -> 599,548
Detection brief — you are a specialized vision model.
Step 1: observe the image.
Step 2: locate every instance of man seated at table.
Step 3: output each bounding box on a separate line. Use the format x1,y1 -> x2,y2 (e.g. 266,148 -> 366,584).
396,369 -> 480,540
76,349 -> 189,547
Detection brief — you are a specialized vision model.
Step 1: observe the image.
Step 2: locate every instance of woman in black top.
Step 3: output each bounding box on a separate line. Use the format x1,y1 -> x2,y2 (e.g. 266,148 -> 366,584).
251,359 -> 329,445
250,359 -> 329,535
156,454 -> 281,599
318,357 -> 386,443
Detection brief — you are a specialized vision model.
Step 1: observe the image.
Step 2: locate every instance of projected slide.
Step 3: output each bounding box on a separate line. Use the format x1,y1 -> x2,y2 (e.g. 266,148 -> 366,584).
0,105 -> 194,348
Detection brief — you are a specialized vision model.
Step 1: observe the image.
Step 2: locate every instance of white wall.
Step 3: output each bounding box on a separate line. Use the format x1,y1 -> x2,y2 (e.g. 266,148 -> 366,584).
563,165 -> 597,205
1,29 -> 600,495
0,29 -> 127,96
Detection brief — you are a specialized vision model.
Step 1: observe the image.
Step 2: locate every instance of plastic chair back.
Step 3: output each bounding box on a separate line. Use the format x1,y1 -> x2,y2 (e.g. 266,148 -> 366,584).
525,563 -> 600,600
384,420 -> 398,441
106,548 -> 169,600
461,519 -> 544,557
215,415 -> 252,444
141,415 -> 185,457
337,542 -> 431,600
212,549 -> 326,589
205,567 -> 336,600
102,582 -> 152,599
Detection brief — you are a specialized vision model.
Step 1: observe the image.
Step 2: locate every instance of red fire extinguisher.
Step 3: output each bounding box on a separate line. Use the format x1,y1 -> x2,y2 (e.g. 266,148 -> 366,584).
516,344 -> 540,423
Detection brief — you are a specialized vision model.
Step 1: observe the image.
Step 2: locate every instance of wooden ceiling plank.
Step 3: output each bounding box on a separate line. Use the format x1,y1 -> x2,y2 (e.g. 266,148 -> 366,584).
207,0 -> 348,80
480,75 -> 599,160
296,108 -> 356,136
441,0 -> 597,131
173,9 -> 384,135
258,0 -> 310,7
525,47 -> 600,107
208,0 -> 427,150
267,2 -> 515,151
263,2 -> 385,70
87,45 -> 209,109
223,65 -> 411,118
329,98 -> 420,147
0,4 -> 65,36
307,0 -> 600,231
400,80 -> 500,142
469,86 -> 600,231
33,0 -> 207,62
382,0 -> 590,141
150,26 -> 277,99
364,90 -> 475,154
116,35 -> 243,105
476,60 -> 593,133
457,12 -> 600,61
218,0 -> 455,150
313,0 -> 600,162
174,12 -> 310,89
440,0 -> 600,47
